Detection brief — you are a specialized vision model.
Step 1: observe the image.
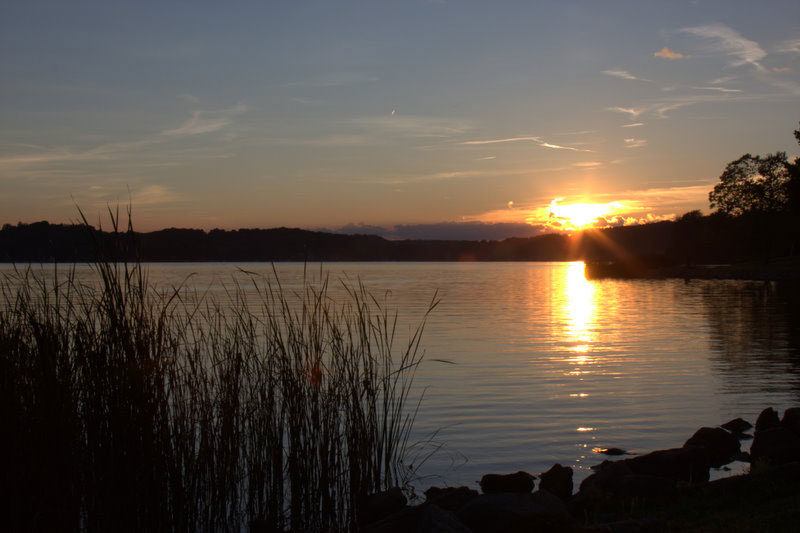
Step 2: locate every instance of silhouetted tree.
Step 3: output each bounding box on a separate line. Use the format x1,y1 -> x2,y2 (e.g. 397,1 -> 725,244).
710,122 -> 800,216
709,152 -> 792,215
789,124 -> 800,214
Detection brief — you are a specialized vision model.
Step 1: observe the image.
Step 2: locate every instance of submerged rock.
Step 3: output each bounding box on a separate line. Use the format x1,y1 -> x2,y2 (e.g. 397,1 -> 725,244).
539,463 -> 573,501
721,417 -> 752,434
598,447 -> 629,456
424,486 -> 479,512
683,426 -> 740,467
755,407 -> 781,433
479,471 -> 536,494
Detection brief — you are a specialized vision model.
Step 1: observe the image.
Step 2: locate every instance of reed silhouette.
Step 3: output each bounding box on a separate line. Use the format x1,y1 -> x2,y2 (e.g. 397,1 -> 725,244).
1,211 -> 436,531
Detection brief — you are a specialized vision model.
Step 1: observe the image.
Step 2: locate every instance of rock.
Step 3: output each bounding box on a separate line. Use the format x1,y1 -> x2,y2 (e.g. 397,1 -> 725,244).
579,460 -> 675,500
360,487 -> 407,526
781,407 -> 800,436
538,463 -> 573,500
683,426 -> 741,467
579,460 -> 634,494
456,491 -> 571,533
623,447 -> 709,485
755,407 -> 781,433
424,486 -> 479,512
599,448 -> 628,455
479,471 -> 536,494
362,503 -> 471,533
750,426 -> 800,466
616,474 -> 676,500
721,417 -> 752,434
598,447 -> 629,456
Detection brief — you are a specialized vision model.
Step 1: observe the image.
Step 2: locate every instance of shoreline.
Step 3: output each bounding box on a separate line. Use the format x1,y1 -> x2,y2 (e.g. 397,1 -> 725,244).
586,261 -> 800,282
363,406 -> 800,532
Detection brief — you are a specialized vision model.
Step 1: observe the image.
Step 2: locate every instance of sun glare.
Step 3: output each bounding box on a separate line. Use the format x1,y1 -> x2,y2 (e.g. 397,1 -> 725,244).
548,199 -> 614,230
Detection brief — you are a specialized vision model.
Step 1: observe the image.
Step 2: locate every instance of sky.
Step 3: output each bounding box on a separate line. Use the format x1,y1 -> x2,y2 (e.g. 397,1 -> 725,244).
2,1 -> 799,239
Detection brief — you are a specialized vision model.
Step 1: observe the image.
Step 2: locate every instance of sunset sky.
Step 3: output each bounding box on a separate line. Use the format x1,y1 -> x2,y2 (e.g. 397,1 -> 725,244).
2,1 -> 799,239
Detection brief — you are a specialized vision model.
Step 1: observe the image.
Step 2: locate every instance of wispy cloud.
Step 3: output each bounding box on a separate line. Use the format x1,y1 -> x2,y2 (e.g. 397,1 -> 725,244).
352,115 -> 473,139
691,86 -> 742,93
709,76 -> 737,85
461,136 -> 593,152
621,122 -> 644,128
624,138 -> 648,148
133,184 -> 180,205
654,47 -> 686,59
680,24 -> 766,69
609,100 -> 694,120
462,136 -> 543,145
602,69 -> 650,81
776,39 -> 800,54
771,67 -> 793,73
477,155 -> 496,160
608,107 -> 646,118
0,104 -> 246,169
161,104 -> 247,136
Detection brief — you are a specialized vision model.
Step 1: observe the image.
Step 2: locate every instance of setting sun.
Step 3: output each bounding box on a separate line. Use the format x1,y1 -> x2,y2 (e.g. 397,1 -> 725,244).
547,199 -> 620,230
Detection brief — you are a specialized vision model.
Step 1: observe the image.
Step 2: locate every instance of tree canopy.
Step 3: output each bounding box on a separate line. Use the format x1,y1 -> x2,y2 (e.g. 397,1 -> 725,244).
709,123 -> 800,216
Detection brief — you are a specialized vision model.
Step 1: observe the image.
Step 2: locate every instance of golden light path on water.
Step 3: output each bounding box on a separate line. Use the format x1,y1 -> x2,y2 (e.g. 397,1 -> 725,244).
562,261 -> 599,459
564,261 -> 596,358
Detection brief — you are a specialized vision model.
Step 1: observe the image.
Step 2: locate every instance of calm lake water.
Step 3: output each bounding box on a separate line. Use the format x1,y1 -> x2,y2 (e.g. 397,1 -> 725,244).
4,261 -> 800,489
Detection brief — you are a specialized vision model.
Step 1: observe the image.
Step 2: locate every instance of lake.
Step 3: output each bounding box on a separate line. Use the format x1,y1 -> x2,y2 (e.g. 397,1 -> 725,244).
4,261 -> 799,489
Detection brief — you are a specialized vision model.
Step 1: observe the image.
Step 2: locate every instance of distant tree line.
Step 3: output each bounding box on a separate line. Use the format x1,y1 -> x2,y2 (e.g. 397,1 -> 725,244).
1,215 -> 797,266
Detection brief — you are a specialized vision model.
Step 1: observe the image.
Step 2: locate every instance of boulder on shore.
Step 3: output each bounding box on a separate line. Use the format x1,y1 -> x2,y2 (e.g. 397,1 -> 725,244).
623,447 -> 710,485
721,417 -> 752,435
456,490 -> 571,533
424,486 -> 479,512
360,487 -> 407,526
750,426 -> 800,466
683,426 -> 741,467
781,407 -> 800,436
538,463 -> 573,501
362,503 -> 471,533
479,471 -> 536,494
755,407 -> 781,433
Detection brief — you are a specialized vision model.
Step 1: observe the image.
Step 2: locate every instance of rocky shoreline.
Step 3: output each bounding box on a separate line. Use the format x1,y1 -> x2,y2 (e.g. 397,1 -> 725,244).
358,406 -> 800,532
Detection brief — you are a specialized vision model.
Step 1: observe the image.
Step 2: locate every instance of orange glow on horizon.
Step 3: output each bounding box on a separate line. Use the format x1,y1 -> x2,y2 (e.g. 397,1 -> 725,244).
545,198 -> 624,231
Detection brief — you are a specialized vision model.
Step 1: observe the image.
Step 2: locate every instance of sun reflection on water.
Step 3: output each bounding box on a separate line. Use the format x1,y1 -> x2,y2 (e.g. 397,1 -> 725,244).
564,261 -> 596,355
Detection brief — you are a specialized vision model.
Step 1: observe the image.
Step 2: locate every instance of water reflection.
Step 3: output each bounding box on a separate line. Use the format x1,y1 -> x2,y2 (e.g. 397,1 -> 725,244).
696,281 -> 800,399
564,261 -> 596,355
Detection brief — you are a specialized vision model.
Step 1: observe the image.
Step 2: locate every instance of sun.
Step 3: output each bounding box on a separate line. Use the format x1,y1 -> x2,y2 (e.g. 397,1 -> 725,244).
547,199 -> 613,230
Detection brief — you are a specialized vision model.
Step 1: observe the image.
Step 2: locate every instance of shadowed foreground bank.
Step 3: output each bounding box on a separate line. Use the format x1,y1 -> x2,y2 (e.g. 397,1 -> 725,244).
362,407 -> 800,532
1,253 -> 434,531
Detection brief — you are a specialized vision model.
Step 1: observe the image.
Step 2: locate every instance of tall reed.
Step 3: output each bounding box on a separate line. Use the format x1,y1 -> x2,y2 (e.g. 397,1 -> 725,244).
1,220 -> 435,531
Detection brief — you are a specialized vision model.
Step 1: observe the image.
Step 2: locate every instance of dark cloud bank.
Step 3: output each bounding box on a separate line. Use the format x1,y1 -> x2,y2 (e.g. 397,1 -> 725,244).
328,222 -> 549,241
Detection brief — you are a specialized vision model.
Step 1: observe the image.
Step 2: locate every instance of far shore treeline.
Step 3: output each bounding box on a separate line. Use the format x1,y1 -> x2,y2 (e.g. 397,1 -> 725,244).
1,212 -> 798,265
